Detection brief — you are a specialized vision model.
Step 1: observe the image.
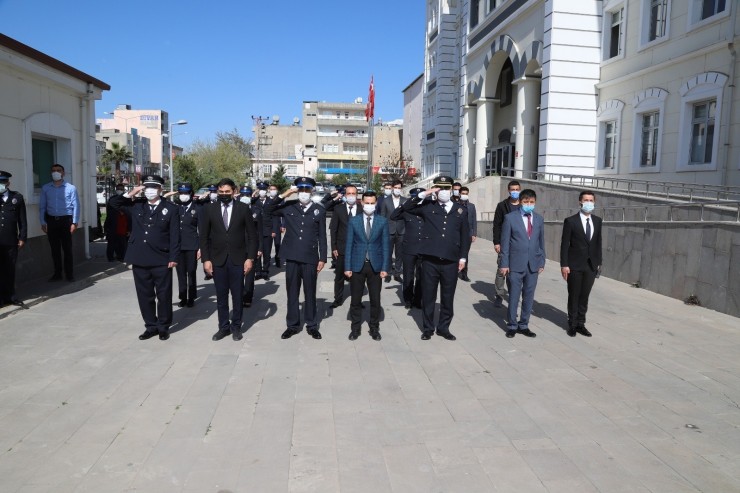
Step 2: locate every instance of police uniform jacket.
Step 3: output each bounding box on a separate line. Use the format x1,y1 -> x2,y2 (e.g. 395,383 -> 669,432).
109,195 -> 181,267
0,190 -> 27,246
253,197 -> 277,237
199,201 -> 259,266
266,197 -> 327,264
401,197 -> 471,262
390,206 -> 423,256
251,203 -> 264,249
178,201 -> 200,251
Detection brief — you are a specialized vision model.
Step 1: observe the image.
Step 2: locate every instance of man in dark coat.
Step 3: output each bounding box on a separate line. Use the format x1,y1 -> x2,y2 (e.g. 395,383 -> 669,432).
0,171 -> 27,307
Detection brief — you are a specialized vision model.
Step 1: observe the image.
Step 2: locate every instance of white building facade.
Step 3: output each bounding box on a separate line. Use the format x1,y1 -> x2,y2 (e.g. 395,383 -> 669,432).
402,73 -> 424,174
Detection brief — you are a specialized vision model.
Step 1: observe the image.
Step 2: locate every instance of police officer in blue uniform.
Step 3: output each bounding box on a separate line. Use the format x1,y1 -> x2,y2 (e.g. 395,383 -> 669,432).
400,176 -> 471,340
109,175 -> 180,340
197,184 -> 218,280
175,182 -> 200,307
391,187 -> 425,309
266,177 -> 327,340
253,181 -> 277,280
0,171 -> 27,307
239,185 -> 263,307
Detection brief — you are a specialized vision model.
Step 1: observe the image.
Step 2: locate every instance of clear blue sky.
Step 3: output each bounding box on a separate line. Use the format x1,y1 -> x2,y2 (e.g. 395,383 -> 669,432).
0,0 -> 424,149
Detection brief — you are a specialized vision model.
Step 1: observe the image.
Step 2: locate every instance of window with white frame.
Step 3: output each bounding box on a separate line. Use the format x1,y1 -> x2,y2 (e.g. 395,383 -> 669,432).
603,3 -> 626,61
700,0 -> 726,20
630,88 -> 667,172
322,144 -> 338,153
641,0 -> 669,45
597,111 -> 622,172
689,0 -> 728,26
677,72 -> 727,172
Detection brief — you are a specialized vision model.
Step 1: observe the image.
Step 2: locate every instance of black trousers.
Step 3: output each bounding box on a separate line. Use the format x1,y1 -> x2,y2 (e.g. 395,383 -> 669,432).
349,261 -> 382,331
261,236 -> 273,273
243,265 -> 256,303
272,233 -> 281,261
106,233 -> 128,261
333,253 -> 348,303
285,260 -> 318,331
132,264 -> 173,334
390,233 -> 404,274
0,244 -> 18,302
567,268 -> 597,328
213,256 -> 245,331
176,250 -> 198,301
420,256 -> 459,334
401,252 -> 422,306
46,214 -> 73,278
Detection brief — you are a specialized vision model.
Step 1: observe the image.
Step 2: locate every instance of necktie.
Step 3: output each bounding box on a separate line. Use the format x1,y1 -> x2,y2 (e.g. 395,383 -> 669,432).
525,213 -> 532,239
348,205 -> 354,217
366,216 -> 372,239
222,204 -> 229,229
150,205 -> 155,213
585,217 -> 591,241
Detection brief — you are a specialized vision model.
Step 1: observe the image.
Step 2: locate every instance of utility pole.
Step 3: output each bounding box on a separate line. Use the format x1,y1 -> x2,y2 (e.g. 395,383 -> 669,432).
251,115 -> 271,182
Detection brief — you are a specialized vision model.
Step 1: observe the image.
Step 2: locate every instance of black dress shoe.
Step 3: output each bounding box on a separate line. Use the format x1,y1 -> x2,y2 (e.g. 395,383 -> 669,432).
212,329 -> 230,341
159,332 -> 170,340
412,303 -> 422,309
49,275 -> 62,282
263,274 -> 270,281
567,328 -> 577,337
506,330 -> 516,338
348,330 -> 360,341
460,274 -> 470,282
186,299 -> 194,308
139,331 -> 157,340
576,326 -> 592,337
493,296 -> 504,308
518,329 -> 537,338
330,301 -> 343,309
10,299 -> 25,307
307,329 -> 322,340
369,331 -> 382,341
404,302 -> 412,309
393,275 -> 402,283
232,331 -> 243,341
384,276 -> 391,283
421,332 -> 433,340
281,328 -> 300,339
436,331 -> 456,341
204,274 -> 213,281
178,300 -> 187,307
275,258 -> 281,268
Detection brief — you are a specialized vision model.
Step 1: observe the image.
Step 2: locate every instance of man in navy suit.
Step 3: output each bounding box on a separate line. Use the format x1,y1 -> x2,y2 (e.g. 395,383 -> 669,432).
560,190 -> 603,337
173,182 -> 200,308
238,185 -> 263,308
499,188 -> 545,338
391,187 -> 425,309
200,178 -> 259,341
109,175 -> 180,341
344,190 -> 391,341
458,186 -> 477,282
380,179 -> 407,282
329,184 -> 359,308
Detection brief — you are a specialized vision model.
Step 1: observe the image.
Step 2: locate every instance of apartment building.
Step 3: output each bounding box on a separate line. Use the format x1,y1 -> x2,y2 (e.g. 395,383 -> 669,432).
97,105 -> 174,169
95,126 -> 151,176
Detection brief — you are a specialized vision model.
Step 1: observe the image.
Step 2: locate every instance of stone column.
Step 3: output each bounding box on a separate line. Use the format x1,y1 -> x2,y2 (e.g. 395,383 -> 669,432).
513,76 -> 541,178
462,105 -> 477,180
474,98 -> 497,177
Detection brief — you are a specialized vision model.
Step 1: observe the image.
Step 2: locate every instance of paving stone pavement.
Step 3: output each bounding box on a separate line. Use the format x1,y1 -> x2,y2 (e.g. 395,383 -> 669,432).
0,236 -> 739,492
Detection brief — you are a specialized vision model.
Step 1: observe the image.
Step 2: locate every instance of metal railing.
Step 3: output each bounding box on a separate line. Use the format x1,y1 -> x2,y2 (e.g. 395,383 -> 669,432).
500,168 -> 740,202
402,173 -> 440,194
480,201 -> 740,223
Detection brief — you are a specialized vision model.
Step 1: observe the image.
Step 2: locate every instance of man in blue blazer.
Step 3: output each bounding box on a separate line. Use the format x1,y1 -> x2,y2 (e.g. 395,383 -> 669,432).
499,188 -> 545,338
344,190 -> 391,341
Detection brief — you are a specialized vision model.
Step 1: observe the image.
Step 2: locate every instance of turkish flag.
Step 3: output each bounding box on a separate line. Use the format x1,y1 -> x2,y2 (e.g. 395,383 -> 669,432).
365,76 -> 375,121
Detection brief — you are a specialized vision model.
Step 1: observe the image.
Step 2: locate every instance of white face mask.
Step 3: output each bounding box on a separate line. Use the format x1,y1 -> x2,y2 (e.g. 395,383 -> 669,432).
240,196 -> 251,205
268,189 -> 278,198
144,188 -> 160,201
460,194 -> 469,201
311,195 -> 322,204
209,192 -> 218,201
437,190 -> 451,203
258,190 -> 267,198
452,190 -> 460,196
51,172 -> 63,181
384,189 -> 392,197
345,195 -> 357,205
0,184 -> 6,193
179,194 -> 191,203
363,204 -> 376,215
392,189 -> 401,197
298,192 -> 311,204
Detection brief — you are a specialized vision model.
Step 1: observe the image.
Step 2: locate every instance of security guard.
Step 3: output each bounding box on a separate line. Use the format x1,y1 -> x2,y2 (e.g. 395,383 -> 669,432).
175,182 -> 199,307
265,177 -> 327,340
109,175 -> 180,340
391,187 -> 425,309
252,181 -> 275,280
400,176 -> 471,340
0,171 -> 27,307
239,185 -> 263,307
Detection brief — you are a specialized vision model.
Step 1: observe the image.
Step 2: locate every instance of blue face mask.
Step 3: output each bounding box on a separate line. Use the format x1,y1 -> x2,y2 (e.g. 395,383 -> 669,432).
581,202 -> 595,213
521,204 -> 535,214
510,191 -> 520,200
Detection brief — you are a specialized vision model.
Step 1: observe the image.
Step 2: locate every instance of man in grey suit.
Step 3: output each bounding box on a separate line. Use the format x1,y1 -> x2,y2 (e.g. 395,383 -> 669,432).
380,179 -> 406,282
499,189 -> 545,339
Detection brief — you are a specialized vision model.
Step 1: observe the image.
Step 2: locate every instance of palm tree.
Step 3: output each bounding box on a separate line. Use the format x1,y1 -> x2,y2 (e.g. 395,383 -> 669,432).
101,142 -> 133,180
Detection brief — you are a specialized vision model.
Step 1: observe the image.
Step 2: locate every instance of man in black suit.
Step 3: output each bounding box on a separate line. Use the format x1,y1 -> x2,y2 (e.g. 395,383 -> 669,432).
267,183 -> 282,267
401,176 -> 471,340
560,190 -> 603,337
109,175 -> 180,340
174,182 -> 200,307
266,177 -> 327,340
329,184 -> 359,308
104,183 -> 130,262
200,178 -> 259,341
238,185 -> 263,308
380,179 -> 407,282
0,171 -> 27,307
252,181 -> 275,280
458,186 -> 477,282
391,187 -> 424,309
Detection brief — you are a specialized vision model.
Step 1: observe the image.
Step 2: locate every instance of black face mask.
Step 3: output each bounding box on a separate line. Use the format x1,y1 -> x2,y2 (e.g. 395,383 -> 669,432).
218,194 -> 233,203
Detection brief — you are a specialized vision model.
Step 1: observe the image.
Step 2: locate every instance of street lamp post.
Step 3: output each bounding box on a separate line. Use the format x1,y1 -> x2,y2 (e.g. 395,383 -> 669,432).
168,119 -> 188,191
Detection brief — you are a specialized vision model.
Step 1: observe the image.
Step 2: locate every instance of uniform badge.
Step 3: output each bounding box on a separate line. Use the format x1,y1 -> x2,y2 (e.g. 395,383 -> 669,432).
252,213 -> 257,219
457,208 -> 462,214
161,208 -> 168,216
191,209 -> 196,216
11,198 -> 17,205
313,209 -> 319,216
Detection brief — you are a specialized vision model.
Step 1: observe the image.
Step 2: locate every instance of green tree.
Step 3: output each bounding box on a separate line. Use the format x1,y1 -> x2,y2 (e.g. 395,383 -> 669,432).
101,142 -> 133,180
315,170 -> 327,184
331,174 -> 348,186
175,128 -> 253,188
173,155 -> 201,188
270,163 -> 290,192
371,173 -> 383,193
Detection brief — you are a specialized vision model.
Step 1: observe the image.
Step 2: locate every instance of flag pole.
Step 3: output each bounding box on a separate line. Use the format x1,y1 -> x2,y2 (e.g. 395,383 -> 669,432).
367,117 -> 373,188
